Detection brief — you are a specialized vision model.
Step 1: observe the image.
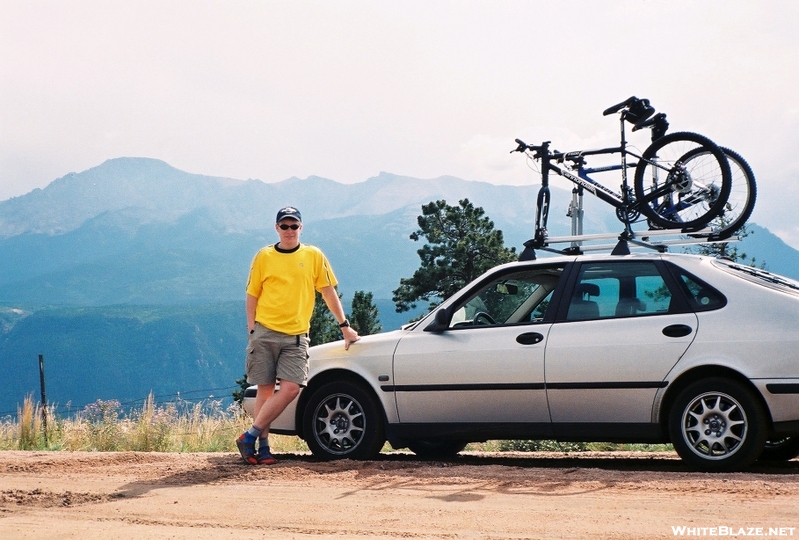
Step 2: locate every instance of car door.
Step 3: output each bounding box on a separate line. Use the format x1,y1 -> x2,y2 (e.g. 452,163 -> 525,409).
544,260 -> 697,426
392,265 -> 565,424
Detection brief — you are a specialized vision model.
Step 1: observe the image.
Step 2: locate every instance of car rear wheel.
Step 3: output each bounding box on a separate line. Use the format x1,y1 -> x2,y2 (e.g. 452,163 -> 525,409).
303,381 -> 385,460
668,378 -> 767,472
759,436 -> 799,462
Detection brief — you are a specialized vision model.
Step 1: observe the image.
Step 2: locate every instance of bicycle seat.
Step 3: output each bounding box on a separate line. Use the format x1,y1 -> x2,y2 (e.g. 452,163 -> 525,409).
603,96 -> 638,116
602,96 -> 656,127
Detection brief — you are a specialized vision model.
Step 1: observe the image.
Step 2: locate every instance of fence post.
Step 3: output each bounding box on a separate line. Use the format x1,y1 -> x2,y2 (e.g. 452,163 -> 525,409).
38,354 -> 48,446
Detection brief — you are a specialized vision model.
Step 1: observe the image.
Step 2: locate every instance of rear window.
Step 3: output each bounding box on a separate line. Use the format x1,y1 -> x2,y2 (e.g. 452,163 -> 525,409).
665,262 -> 726,312
713,259 -> 799,296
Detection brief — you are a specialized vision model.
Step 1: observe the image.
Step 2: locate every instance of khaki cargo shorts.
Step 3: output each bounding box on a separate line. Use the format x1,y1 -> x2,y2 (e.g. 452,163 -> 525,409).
245,324 -> 310,386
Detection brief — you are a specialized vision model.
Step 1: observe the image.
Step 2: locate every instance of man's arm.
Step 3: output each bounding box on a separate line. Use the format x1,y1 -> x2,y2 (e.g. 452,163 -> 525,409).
246,294 -> 258,333
319,285 -> 360,350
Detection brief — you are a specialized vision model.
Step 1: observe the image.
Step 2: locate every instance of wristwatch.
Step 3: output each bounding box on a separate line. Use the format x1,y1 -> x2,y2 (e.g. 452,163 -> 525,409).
339,319 -> 350,328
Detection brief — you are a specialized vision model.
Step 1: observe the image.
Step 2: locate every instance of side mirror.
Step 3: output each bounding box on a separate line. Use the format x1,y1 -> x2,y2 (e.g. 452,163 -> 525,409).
424,307 -> 451,332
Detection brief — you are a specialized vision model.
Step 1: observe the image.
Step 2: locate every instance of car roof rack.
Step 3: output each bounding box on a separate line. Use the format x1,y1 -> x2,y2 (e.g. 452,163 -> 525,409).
520,228 -> 741,260
519,187 -> 739,261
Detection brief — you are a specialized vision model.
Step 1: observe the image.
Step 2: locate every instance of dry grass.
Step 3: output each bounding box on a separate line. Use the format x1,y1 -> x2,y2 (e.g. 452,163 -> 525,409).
0,393 -> 308,453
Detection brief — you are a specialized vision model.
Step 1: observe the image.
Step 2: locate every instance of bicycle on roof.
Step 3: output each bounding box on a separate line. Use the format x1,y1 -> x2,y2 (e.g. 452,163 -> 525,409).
512,97 -> 754,248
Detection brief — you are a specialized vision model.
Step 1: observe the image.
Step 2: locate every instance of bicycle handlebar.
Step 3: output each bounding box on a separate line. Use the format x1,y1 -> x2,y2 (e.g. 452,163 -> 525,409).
511,139 -> 555,158
511,139 -> 530,153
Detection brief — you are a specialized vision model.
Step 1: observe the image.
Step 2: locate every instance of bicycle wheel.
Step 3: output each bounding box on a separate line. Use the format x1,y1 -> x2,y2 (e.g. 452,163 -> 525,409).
678,147 -> 756,240
633,132 -> 732,230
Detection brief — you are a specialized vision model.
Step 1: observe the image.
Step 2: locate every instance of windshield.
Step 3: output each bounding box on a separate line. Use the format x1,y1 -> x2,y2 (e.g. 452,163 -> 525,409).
713,259 -> 799,296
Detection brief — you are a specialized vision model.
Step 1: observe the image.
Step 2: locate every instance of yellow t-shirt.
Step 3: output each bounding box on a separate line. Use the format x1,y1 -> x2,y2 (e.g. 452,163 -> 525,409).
246,243 -> 338,335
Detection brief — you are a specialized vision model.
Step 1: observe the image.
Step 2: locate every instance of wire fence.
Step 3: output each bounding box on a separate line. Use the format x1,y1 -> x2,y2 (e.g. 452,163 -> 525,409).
0,385 -> 241,420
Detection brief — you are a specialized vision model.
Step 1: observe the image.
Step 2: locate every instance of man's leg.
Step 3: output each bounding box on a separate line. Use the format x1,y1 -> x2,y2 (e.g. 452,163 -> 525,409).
238,339 -> 277,464
239,330 -> 306,465
237,381 -> 300,464
252,380 -> 300,439
253,380 -> 299,464
253,383 -> 275,419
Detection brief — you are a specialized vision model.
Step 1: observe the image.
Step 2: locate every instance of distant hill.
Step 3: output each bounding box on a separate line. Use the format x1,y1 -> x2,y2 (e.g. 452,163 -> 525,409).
736,224 -> 799,276
1,157 -> 797,416
0,303 -> 244,417
0,157 -> 544,238
0,157 -> 568,305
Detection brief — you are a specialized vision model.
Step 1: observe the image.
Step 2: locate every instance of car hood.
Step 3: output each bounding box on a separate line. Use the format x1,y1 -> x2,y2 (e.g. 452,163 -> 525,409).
308,328 -> 408,363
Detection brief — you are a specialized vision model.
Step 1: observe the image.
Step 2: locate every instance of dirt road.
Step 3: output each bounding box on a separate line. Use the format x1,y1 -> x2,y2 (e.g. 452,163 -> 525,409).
1,450 -> 798,539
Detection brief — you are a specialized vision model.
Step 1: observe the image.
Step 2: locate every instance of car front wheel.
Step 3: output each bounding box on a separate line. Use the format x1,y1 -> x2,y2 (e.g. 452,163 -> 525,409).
668,378 -> 767,472
303,381 -> 385,460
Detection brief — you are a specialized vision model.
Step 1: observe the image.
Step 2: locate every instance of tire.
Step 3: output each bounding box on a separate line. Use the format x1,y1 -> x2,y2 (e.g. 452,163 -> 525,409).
303,381 -> 385,460
668,378 -> 767,472
634,132 -> 732,230
407,440 -> 468,459
759,436 -> 799,462
678,147 -> 756,241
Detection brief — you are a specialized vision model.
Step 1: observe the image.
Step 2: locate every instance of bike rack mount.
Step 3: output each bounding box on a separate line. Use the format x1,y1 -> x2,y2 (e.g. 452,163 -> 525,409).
519,228 -> 740,261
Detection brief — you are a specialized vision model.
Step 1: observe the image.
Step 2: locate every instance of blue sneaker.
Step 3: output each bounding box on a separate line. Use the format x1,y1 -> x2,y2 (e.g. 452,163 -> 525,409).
257,444 -> 277,465
236,433 -> 258,465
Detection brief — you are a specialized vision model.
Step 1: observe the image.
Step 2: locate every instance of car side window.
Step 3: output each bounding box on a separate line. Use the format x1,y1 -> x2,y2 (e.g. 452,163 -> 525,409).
449,267 -> 563,328
669,265 -> 727,312
566,261 -> 673,321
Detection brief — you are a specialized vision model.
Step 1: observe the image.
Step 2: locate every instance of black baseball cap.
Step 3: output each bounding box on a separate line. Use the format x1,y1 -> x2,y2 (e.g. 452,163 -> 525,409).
276,206 -> 302,223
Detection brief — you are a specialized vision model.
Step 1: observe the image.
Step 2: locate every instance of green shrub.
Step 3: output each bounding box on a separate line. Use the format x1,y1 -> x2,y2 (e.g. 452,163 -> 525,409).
499,439 -> 590,452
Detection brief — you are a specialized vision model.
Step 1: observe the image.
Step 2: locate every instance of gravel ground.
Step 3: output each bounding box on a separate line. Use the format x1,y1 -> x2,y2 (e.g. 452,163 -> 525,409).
1,450 -> 798,539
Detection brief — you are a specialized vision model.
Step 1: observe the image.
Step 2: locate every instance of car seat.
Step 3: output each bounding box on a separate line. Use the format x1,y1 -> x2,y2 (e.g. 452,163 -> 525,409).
615,297 -> 645,317
568,283 -> 600,320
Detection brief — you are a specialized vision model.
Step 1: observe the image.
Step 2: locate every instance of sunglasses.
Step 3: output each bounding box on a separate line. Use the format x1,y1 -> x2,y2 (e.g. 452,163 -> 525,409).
278,224 -> 300,230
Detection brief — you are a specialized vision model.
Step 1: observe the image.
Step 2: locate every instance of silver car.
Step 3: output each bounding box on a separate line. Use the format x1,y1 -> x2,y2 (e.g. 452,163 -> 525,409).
243,252 -> 799,471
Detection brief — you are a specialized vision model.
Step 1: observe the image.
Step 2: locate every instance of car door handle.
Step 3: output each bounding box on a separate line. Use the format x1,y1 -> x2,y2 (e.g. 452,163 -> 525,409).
662,324 -> 693,338
516,332 -> 544,345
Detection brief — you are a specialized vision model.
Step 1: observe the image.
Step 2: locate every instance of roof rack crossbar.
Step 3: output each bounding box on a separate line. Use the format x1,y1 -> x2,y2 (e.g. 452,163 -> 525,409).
519,228 -> 738,259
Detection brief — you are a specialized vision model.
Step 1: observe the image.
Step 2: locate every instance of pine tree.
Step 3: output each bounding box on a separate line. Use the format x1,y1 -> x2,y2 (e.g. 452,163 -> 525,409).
393,198 -> 517,312
349,290 -> 382,336
309,291 -> 342,345
232,374 -> 249,404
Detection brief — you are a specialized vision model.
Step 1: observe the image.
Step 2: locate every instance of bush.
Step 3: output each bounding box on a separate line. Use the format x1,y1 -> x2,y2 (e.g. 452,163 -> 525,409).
499,440 -> 590,452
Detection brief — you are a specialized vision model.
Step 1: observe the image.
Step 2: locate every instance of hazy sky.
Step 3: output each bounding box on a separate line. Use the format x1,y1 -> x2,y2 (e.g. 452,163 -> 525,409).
3,1 -> 798,245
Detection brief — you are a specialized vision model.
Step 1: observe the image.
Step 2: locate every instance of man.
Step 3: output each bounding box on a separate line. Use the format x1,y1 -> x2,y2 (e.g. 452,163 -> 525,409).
236,206 -> 359,465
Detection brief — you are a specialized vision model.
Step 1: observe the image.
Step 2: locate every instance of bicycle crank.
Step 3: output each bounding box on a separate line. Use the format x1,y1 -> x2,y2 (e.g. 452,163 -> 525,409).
616,206 -> 641,224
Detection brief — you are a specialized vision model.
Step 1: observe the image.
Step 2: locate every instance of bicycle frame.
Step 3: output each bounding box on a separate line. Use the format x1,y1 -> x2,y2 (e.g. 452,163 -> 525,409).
525,116 -> 649,246
516,97 -> 735,255
521,113 -> 717,248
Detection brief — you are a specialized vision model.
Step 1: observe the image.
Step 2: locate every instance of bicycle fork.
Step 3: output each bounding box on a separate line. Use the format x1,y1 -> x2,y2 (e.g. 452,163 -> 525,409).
533,141 -> 551,248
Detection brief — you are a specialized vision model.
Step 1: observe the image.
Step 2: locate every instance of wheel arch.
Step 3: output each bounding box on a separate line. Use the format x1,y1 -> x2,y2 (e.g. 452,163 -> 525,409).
294,369 -> 388,441
658,365 -> 773,433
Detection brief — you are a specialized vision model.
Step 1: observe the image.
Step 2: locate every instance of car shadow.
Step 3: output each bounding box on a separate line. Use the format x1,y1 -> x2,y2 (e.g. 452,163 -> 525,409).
112,450 -> 799,501
352,451 -> 799,474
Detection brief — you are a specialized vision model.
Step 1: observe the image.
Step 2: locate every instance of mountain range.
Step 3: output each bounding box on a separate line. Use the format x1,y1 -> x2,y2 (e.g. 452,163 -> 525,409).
1,157 -> 797,417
